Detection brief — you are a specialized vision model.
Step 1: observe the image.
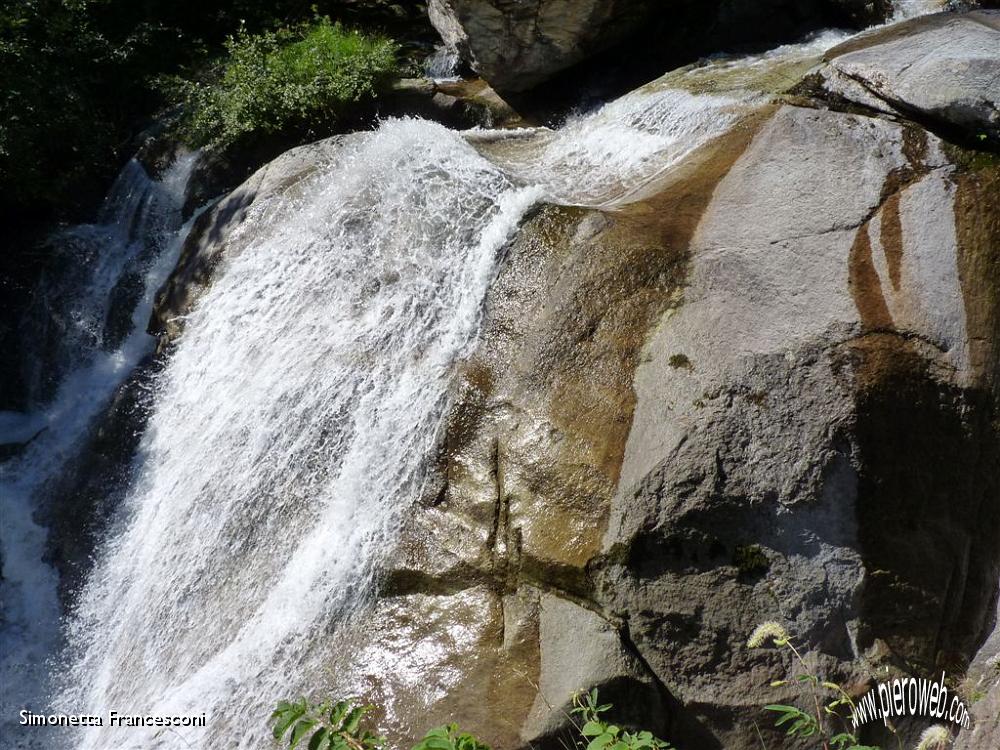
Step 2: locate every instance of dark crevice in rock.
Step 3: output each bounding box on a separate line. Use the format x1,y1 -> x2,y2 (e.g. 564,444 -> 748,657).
617,620 -> 724,750
38,352 -> 167,607
793,65 -> 1000,156
840,67 -> 1000,153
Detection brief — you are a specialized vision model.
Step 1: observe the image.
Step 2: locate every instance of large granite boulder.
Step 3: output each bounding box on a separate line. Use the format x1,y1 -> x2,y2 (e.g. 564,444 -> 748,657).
427,0 -> 657,92
815,10 -> 1000,144
598,104 -> 1000,749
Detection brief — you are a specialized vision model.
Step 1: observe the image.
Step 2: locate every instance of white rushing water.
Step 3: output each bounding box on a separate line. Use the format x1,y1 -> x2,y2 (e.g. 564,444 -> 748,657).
424,44 -> 461,82
3,5 -> 951,748
892,0 -> 946,21
0,153 -> 196,749
55,121 -> 541,750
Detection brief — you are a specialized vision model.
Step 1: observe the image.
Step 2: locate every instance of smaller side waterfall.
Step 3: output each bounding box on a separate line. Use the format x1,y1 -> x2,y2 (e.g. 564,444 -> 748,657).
0,153 -> 197,750
424,44 -> 461,81
891,0 -> 947,20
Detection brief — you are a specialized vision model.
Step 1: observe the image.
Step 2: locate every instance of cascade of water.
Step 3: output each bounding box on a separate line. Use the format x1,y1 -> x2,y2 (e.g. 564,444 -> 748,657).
891,0 -> 946,21
51,120 -> 539,750
0,153 -> 197,749
424,44 -> 461,82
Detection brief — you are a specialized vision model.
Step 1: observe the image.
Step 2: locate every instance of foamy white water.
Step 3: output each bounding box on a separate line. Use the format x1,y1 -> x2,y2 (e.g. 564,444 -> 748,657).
469,89 -> 744,207
56,121 -> 540,750
892,0 -> 946,20
425,44 -> 461,81
0,153 -> 197,749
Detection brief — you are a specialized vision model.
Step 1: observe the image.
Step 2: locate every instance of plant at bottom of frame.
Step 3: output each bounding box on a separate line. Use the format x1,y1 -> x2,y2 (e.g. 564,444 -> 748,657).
272,698 -> 384,750
571,689 -> 674,750
748,621 -> 883,750
411,723 -> 491,750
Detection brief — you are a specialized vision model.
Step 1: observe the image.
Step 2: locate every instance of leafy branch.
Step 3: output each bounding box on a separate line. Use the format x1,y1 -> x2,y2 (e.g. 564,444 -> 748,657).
748,622 -> 881,750
272,698 -> 384,750
571,689 -> 673,750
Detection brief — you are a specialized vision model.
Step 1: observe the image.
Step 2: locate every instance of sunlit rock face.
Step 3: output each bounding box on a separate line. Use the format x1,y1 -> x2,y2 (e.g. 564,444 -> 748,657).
600,105 -> 1000,750
814,10 -> 1000,143
349,22 -> 1000,750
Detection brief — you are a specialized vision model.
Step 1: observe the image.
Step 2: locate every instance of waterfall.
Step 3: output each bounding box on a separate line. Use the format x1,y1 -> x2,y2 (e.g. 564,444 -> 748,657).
50,79 -> 763,744
4,21 -> 914,750
424,44 -> 461,82
55,121 -> 541,750
0,153 -> 197,749
891,0 -> 946,20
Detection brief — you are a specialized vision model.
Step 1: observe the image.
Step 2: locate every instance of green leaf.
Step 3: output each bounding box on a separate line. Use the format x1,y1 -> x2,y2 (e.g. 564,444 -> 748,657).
308,728 -> 330,750
290,719 -> 317,749
582,722 -> 605,737
273,703 -> 308,740
330,700 -> 350,728
587,733 -> 615,750
343,706 -> 367,734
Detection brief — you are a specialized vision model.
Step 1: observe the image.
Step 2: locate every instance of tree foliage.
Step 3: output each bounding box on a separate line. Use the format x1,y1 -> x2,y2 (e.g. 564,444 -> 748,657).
0,1 -> 424,226
163,17 -> 399,148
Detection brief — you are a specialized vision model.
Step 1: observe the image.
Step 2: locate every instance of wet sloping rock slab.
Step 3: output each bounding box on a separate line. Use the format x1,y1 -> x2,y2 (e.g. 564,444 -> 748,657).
815,10 -> 1000,141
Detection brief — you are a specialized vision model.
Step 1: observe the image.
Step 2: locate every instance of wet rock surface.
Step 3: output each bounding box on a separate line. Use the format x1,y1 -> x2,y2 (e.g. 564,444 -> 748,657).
339,81 -> 999,750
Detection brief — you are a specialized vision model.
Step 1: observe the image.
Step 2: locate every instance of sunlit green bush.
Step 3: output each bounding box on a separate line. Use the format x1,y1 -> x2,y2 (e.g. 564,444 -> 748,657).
165,17 -> 398,147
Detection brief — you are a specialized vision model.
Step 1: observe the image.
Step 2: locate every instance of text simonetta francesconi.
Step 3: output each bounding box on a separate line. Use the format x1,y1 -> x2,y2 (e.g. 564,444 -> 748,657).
19,709 -> 207,728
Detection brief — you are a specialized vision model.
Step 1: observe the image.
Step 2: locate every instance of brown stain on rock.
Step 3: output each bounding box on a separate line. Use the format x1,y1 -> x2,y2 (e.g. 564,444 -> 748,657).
879,191 -> 904,291
951,149 -> 1000,395
849,223 -> 894,331
848,124 -> 932,337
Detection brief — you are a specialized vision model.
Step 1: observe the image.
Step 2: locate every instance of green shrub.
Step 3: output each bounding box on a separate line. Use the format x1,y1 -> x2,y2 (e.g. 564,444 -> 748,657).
411,724 -> 491,750
571,689 -> 674,750
166,17 -> 398,147
272,698 -> 384,750
272,689 -> 674,750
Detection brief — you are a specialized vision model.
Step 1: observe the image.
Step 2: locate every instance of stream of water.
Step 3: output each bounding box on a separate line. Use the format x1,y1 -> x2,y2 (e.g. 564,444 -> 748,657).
0,154 -> 197,748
